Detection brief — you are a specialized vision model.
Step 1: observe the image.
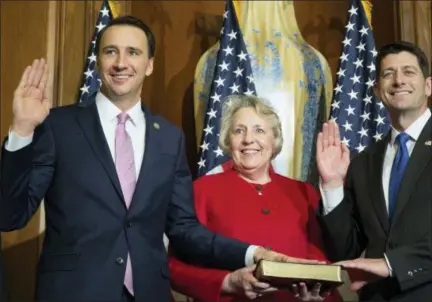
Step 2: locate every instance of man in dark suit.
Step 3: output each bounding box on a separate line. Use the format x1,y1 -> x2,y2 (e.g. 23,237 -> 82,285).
0,16 -> 296,302
315,41 -> 432,301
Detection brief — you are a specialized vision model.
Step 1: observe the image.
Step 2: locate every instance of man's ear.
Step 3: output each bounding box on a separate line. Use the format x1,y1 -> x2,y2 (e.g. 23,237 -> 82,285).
425,76 -> 432,98
372,80 -> 379,98
95,57 -> 100,74
145,57 -> 154,76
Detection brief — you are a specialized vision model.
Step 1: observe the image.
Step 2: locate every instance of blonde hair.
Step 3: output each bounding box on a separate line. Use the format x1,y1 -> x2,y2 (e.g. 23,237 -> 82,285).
219,95 -> 283,159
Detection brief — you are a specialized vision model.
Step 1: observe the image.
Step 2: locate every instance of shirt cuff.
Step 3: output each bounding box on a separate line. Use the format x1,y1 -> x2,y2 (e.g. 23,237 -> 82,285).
384,253 -> 393,277
245,245 -> 259,266
5,128 -> 33,152
319,178 -> 344,215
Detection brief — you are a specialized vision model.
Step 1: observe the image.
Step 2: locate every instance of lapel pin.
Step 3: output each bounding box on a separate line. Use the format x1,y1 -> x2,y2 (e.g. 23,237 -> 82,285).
425,140 -> 432,146
153,122 -> 160,130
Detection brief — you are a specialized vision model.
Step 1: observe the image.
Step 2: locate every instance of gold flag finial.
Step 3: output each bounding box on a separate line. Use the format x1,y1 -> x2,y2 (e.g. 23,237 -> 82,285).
361,0 -> 373,29
232,0 -> 242,24
108,0 -> 119,18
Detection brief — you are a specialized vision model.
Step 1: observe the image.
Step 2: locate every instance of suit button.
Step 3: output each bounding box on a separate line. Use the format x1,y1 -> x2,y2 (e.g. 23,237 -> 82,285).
407,271 -> 413,277
126,221 -> 132,228
116,257 -> 124,265
262,208 -> 270,215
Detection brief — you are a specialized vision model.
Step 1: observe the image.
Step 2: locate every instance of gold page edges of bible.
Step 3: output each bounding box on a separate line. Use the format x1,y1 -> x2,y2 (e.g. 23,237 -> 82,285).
254,260 -> 344,292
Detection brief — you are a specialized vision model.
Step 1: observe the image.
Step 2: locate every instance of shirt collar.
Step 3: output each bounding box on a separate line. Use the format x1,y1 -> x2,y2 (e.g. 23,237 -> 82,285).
390,109 -> 431,146
95,92 -> 144,125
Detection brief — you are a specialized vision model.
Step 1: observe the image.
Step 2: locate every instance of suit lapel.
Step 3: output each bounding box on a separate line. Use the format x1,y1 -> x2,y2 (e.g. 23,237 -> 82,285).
75,101 -> 124,201
369,135 -> 391,234
129,105 -> 163,210
391,117 -> 432,225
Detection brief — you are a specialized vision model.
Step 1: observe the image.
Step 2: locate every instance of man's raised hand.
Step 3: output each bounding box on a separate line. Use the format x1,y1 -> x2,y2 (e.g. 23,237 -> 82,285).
12,58 -> 52,136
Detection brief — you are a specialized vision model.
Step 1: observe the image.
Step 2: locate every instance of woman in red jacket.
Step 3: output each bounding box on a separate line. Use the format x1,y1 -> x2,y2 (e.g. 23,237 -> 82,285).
169,95 -> 341,301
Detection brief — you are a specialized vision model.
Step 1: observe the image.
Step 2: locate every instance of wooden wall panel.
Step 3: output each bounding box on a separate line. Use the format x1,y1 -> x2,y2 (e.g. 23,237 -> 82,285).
0,1 -> 49,138
396,0 -> 432,106
372,0 -> 398,47
397,1 -> 431,66
295,0 -> 349,85
0,2 -> 50,299
53,1 -> 88,106
131,1 -> 224,171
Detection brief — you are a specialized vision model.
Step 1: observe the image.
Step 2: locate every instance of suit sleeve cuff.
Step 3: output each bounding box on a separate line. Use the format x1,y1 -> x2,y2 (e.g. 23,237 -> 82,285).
245,245 -> 259,266
5,128 -> 33,152
319,179 -> 344,215
384,253 -> 393,277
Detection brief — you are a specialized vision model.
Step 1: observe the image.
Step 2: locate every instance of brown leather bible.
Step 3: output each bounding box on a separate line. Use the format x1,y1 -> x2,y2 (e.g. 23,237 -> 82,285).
253,259 -> 344,291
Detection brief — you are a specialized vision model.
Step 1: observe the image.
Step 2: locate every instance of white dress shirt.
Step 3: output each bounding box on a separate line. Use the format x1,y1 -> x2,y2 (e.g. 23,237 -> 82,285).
320,108 -> 432,274
6,92 -> 146,178
94,92 -> 145,178
5,91 -> 257,266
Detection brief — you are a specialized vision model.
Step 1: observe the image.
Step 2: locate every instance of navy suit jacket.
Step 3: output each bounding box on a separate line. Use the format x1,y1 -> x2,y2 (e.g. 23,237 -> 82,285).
0,99 -> 248,302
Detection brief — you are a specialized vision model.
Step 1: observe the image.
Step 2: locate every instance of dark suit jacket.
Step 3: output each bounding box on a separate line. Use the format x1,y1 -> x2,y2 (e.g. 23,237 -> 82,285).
319,117 -> 432,301
0,99 -> 249,302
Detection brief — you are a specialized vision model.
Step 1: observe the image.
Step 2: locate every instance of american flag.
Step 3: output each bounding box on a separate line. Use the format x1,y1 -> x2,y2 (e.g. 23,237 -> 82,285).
330,0 -> 390,155
78,0 -> 114,103
196,0 -> 257,177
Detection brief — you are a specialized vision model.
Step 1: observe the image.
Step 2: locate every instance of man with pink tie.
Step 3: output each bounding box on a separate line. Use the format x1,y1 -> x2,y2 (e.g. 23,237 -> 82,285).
0,15 -> 299,302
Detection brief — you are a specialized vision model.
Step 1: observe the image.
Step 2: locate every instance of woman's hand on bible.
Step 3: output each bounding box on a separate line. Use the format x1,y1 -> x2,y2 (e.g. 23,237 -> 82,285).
221,265 -> 277,299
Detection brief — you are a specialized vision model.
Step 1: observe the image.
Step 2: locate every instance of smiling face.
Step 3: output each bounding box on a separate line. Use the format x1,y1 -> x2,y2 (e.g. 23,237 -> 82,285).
374,51 -> 431,117
97,25 -> 154,104
229,107 -> 275,177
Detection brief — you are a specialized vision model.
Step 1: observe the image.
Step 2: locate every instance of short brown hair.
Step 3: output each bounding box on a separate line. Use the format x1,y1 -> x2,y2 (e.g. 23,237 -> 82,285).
95,15 -> 155,58
376,41 -> 430,79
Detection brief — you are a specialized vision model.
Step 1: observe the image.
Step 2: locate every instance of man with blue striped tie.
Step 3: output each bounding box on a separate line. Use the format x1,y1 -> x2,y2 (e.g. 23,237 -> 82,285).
316,41 -> 432,301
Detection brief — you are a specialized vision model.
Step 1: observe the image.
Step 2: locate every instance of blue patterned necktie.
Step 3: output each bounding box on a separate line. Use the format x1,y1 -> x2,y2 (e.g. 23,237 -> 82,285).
388,132 -> 410,220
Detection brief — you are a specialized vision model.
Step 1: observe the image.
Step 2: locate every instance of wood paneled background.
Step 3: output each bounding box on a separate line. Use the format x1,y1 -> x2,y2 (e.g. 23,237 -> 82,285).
0,0 -> 400,300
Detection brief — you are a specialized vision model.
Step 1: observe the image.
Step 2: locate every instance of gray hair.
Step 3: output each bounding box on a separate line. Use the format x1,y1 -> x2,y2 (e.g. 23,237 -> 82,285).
219,95 -> 283,159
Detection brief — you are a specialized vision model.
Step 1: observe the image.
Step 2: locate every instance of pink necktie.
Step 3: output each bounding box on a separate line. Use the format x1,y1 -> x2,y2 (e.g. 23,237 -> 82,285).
115,112 -> 136,295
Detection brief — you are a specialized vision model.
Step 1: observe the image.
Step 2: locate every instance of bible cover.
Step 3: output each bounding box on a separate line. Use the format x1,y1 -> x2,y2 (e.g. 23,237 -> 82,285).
253,260 -> 344,291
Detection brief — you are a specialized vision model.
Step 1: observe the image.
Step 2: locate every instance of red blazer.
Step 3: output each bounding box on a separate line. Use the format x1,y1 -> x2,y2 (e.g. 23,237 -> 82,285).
169,169 -> 341,301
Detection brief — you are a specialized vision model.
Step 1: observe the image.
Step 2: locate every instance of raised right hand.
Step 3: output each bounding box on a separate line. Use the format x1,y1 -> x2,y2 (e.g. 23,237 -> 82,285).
12,58 -> 52,136
221,265 -> 277,299
316,121 -> 350,189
